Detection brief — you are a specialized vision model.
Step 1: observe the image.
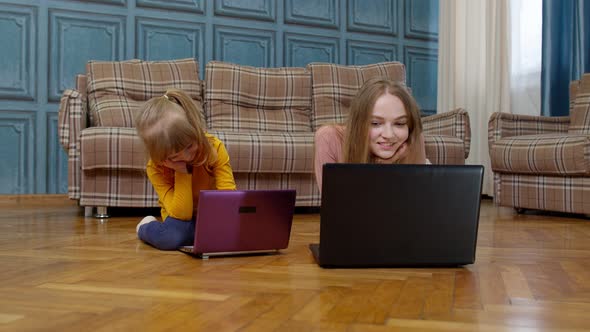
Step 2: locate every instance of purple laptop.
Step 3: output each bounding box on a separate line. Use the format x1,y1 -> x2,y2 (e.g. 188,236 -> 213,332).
179,190 -> 296,259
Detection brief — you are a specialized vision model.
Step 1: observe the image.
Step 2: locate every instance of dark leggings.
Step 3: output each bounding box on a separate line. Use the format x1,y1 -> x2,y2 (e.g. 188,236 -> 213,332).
137,216 -> 195,250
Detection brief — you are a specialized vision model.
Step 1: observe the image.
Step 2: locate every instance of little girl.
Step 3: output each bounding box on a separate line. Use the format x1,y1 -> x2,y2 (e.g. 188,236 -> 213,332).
135,88 -> 236,250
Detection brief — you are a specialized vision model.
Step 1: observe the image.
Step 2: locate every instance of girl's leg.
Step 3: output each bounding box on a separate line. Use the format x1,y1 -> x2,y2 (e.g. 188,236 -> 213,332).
137,216 -> 195,250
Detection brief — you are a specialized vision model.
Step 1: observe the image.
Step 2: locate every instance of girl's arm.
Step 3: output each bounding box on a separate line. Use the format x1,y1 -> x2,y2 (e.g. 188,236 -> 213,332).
314,125 -> 344,191
146,161 -> 194,220
211,141 -> 237,190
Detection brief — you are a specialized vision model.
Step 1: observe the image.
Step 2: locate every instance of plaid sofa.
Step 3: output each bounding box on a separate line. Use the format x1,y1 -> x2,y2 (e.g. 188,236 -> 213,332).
59,58 -> 471,217
488,73 -> 590,215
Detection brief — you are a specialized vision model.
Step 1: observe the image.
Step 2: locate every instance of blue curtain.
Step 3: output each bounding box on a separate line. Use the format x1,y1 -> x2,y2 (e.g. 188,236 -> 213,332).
541,0 -> 590,116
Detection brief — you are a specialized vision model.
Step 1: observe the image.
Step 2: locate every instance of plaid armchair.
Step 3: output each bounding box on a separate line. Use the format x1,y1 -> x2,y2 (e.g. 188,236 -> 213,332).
488,73 -> 590,215
59,59 -> 471,217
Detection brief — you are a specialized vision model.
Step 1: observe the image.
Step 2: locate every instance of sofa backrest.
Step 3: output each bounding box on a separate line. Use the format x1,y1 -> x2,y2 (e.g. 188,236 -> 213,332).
204,61 -> 312,133
308,62 -> 406,130
569,73 -> 590,134
86,58 -> 202,127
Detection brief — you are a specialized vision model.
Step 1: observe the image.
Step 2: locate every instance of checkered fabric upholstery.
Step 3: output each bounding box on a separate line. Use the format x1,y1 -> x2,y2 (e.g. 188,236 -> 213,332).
569,73 -> 590,134
493,174 -> 590,214
308,62 -> 406,130
203,62 -> 316,206
489,133 -> 590,175
87,58 -> 202,127
488,74 -> 590,214
59,76 -> 86,199
209,130 -> 314,173
204,61 -> 312,133
80,127 -> 146,171
422,108 -> 471,164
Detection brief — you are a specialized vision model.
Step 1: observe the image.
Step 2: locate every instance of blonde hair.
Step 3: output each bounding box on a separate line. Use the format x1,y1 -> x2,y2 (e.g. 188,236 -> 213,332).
135,88 -> 215,167
343,78 -> 422,163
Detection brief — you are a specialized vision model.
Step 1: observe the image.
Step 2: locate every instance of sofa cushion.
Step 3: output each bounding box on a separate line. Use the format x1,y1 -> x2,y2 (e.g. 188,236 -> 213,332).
209,130 -> 314,173
490,133 -> 590,175
569,73 -> 590,134
308,62 -> 406,130
204,61 -> 312,133
86,58 -> 202,127
80,127 -> 146,171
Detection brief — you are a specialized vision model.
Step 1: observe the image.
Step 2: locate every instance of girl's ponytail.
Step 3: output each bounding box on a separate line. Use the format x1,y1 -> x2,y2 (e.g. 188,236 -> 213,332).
164,88 -> 216,168
164,88 -> 206,131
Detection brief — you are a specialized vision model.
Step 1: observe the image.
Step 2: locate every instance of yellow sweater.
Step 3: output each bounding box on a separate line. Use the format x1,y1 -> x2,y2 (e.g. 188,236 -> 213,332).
146,133 -> 236,221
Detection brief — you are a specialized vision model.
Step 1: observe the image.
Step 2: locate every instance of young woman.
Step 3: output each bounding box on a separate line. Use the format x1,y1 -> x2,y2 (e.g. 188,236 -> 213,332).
135,88 -> 236,250
314,78 -> 428,190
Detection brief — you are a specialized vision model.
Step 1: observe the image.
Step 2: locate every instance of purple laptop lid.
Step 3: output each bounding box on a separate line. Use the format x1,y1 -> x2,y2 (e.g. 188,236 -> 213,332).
193,190 -> 296,255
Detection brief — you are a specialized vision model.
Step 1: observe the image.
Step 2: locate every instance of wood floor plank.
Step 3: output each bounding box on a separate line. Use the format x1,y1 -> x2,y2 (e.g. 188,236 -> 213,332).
2,198 -> 590,331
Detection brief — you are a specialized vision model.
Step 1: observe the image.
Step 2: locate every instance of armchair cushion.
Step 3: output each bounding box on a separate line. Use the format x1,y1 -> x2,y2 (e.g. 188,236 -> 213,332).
569,73 -> 590,134
490,133 -> 590,176
204,61 -> 312,133
308,62 -> 406,130
86,58 -> 202,127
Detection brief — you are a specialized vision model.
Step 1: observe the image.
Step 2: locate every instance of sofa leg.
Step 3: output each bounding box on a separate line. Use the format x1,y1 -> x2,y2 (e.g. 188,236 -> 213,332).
515,208 -> 526,214
84,206 -> 94,217
94,206 -> 110,219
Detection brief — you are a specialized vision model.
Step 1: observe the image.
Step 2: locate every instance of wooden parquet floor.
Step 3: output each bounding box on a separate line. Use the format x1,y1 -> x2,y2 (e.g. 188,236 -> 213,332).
1,196 -> 590,331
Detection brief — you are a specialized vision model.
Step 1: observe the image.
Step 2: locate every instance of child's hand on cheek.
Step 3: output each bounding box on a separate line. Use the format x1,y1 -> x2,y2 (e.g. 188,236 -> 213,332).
162,160 -> 190,174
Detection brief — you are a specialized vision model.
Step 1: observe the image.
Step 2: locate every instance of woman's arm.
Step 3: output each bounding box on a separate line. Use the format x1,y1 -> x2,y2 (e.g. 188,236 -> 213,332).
314,125 -> 344,191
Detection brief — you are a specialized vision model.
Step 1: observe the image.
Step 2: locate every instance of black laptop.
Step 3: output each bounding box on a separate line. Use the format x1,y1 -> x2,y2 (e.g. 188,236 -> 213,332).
309,163 -> 484,268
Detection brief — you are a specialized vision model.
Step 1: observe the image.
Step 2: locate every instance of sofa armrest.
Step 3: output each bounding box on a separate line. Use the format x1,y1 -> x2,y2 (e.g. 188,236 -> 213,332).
488,112 -> 570,147
58,87 -> 87,200
422,108 -> 471,159
58,89 -> 87,151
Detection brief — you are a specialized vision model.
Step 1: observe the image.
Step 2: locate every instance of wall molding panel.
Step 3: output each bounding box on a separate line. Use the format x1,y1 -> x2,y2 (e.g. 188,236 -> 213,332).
46,111 -> 68,194
0,0 -> 438,194
49,9 -> 125,101
214,0 -> 275,22
136,0 -> 205,14
0,4 -> 36,101
347,40 -> 397,65
136,17 -> 205,72
285,32 -> 338,67
347,0 -> 398,36
0,111 -> 35,194
214,26 -> 275,67
73,0 -> 128,6
405,0 -> 439,40
405,45 -> 438,115
284,0 -> 338,29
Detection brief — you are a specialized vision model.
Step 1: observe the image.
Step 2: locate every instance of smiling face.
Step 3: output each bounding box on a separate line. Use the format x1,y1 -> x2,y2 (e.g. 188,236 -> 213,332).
368,93 -> 409,160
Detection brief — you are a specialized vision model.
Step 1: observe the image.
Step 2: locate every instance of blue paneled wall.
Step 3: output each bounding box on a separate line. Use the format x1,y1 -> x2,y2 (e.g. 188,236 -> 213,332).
0,0 -> 438,194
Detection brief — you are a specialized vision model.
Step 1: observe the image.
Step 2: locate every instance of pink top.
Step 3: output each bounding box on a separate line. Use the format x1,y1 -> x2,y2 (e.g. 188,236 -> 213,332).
314,125 -> 346,190
314,124 -> 429,191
